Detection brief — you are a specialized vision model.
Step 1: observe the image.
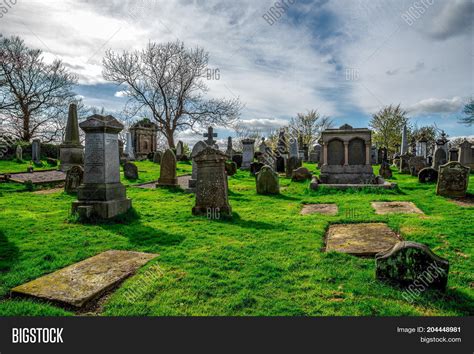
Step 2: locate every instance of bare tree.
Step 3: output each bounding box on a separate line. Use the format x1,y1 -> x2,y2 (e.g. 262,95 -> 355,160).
0,35 -> 78,142
102,41 -> 242,148
288,109 -> 332,147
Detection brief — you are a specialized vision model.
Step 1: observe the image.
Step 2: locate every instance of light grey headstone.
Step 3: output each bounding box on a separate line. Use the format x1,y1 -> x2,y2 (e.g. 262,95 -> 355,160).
241,139 -> 255,170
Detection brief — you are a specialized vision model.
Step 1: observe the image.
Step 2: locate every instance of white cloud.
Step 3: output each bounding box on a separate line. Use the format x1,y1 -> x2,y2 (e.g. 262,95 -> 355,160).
114,90 -> 128,98
409,97 -> 465,114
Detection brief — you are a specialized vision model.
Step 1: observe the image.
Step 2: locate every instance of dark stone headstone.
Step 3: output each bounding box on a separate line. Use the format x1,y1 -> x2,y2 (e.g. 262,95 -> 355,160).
65,166 -> 84,194
32,139 -> 41,164
225,160 -> 237,176
256,165 -> 279,195
123,162 -> 138,180
153,151 -> 162,164
250,162 -> 264,176
231,154 -> 243,169
408,156 -> 427,176
291,167 -> 312,181
436,162 -> 470,198
285,156 -> 302,178
376,241 -> 449,291
418,167 -> 438,183
379,161 -> 393,179
157,149 -> 178,187
398,154 -> 410,173
275,155 -> 285,173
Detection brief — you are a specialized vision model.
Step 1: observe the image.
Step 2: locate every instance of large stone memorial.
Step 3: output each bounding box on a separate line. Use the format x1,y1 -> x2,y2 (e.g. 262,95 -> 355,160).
72,114 -> 132,219
129,118 -> 158,159
59,103 -> 84,172
376,241 -> 449,291
319,124 -> 375,184
436,161 -> 470,198
157,149 -> 178,187
192,146 -> 231,217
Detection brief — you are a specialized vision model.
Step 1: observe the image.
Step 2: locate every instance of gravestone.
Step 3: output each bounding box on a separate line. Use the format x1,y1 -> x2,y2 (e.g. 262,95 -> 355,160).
408,156 -> 427,176
231,154 -> 243,169
448,147 -> 459,162
418,167 -> 438,183
124,161 -> 139,180
241,139 -> 255,170
226,137 -> 236,158
432,132 -> 449,169
157,149 -> 178,187
275,156 -> 285,173
129,118 -> 158,159
176,140 -> 184,159
225,160 -> 237,176
250,162 -> 264,176
398,154 -> 411,174
125,132 -> 135,160
64,165 -> 84,194
59,103 -> 84,172
32,139 -> 41,164
153,151 -> 162,164
259,137 -> 267,154
291,167 -> 312,181
189,141 -> 207,189
379,161 -> 392,179
376,241 -> 449,291
309,144 -> 321,163
16,145 -> 23,161
303,144 -> 309,161
72,114 -> 132,219
436,162 -> 470,198
289,138 -> 299,158
371,146 -> 378,164
192,146 -> 231,217
277,129 -> 287,154
401,124 -> 409,155
256,165 -> 279,195
458,139 -> 474,168
203,126 -> 217,146
286,156 -> 302,178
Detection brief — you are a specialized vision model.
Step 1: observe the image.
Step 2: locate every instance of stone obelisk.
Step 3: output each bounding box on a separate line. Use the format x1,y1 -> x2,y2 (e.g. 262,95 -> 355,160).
59,103 -> 84,172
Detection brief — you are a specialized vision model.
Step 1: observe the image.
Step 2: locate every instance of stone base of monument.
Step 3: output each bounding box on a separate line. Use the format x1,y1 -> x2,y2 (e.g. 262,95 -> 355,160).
320,165 -> 375,184
72,199 -> 132,219
11,250 -> 158,308
59,145 -> 84,172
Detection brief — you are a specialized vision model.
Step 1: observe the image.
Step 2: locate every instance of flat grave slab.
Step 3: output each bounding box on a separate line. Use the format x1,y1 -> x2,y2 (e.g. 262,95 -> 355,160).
11,250 -> 158,308
325,223 -> 401,256
301,204 -> 338,215
8,170 -> 66,184
371,201 -> 423,215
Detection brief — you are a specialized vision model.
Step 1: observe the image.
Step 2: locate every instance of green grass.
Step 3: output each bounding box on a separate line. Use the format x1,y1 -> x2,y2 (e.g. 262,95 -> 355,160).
0,160 -> 472,316
0,159 -> 57,174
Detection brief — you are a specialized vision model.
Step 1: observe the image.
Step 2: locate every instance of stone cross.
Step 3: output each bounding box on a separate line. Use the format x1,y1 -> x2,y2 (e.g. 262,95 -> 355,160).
204,127 -> 218,146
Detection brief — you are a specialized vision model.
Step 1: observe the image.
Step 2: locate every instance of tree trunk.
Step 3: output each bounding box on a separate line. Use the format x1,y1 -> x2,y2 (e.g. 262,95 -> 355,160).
165,128 -> 175,149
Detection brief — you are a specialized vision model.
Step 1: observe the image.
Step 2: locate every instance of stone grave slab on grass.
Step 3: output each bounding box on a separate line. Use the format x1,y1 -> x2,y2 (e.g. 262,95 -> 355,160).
371,202 -> 424,215
301,204 -> 338,215
325,223 -> 402,256
11,250 -> 158,308
8,170 -> 66,184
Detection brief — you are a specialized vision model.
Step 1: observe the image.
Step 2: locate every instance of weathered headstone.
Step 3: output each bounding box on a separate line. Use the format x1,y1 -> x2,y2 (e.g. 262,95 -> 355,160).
458,139 -> 474,168
250,162 -> 264,176
285,156 -> 302,178
157,149 -> 178,187
241,138 -> 255,170
448,147 -> 459,162
256,165 -> 279,195
124,161 -> 139,180
64,165 -> 84,194
401,124 -> 408,155
418,167 -> 438,183
125,132 -> 135,161
129,118 -> 158,159
376,241 -> 449,291
189,141 -> 208,189
32,139 -> 41,164
152,151 -> 162,164
371,146 -> 378,164
379,161 -> 393,179
291,167 -> 312,181
275,156 -> 285,173
72,114 -> 132,219
408,156 -> 427,176
309,144 -> 321,163
432,132 -> 449,170
59,103 -> 84,172
289,137 -> 299,158
176,140 -> 184,159
231,154 -> 243,169
399,154 -> 411,174
15,145 -> 23,161
226,137 -> 235,158
303,144 -> 309,161
192,146 -> 231,217
225,160 -> 237,176
436,162 -> 470,198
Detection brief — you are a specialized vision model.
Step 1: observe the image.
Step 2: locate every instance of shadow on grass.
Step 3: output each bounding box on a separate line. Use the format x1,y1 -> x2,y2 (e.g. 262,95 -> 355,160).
0,231 -> 19,272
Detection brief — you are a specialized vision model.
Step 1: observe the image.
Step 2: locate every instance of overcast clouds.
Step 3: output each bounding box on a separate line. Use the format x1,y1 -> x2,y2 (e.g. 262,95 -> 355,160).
1,0 -> 472,143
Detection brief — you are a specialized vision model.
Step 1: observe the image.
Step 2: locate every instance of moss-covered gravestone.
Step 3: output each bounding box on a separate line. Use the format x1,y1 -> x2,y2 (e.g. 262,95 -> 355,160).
436,162 -> 470,198
376,241 -> 449,291
64,165 -> 83,194
418,167 -> 438,183
256,165 -> 279,195
124,161 -> 138,180
157,149 -> 178,187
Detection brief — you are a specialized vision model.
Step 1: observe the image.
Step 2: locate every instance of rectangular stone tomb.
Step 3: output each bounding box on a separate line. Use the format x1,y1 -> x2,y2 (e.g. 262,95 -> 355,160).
300,204 -> 338,215
11,250 -> 158,308
8,170 -> 66,184
371,202 -> 424,215
325,223 -> 402,256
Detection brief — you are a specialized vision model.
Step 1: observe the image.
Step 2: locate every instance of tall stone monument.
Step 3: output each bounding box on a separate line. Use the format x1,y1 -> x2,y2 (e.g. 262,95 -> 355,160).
72,115 -> 132,219
32,139 -> 41,164
192,146 -> 232,217
59,103 -> 84,172
241,138 -> 255,170
125,132 -> 135,161
157,149 -> 178,187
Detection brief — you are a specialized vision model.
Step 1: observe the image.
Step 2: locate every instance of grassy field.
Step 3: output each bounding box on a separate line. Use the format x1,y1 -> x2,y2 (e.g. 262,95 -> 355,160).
0,159 -> 472,316
0,159 -> 58,174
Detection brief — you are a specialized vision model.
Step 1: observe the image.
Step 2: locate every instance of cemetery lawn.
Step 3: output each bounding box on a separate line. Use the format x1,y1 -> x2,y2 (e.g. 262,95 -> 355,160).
0,160 -> 58,174
0,160 -> 472,316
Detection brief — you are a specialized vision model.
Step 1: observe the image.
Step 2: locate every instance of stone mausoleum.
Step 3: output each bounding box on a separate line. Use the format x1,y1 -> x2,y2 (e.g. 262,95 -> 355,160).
319,124 -> 375,184
129,118 -> 158,159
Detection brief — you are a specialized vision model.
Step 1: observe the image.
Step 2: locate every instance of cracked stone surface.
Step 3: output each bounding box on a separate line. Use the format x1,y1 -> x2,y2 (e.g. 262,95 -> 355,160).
301,204 -> 338,215
11,250 -> 159,308
325,223 -> 402,256
371,201 -> 424,215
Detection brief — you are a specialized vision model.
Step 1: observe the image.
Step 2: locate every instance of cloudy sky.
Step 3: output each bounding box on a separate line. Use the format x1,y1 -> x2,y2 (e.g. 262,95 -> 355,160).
1,0 -> 473,145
